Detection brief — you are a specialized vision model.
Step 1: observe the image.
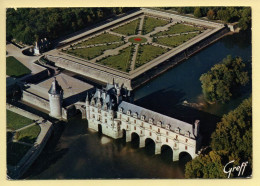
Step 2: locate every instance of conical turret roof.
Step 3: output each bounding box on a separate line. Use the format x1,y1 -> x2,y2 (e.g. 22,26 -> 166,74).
48,77 -> 63,95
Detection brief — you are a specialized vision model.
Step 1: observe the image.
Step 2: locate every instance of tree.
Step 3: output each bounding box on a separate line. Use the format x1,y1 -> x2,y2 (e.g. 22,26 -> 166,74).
194,7 -> 202,18
207,9 -> 215,20
200,55 -> 249,103
185,97 -> 252,178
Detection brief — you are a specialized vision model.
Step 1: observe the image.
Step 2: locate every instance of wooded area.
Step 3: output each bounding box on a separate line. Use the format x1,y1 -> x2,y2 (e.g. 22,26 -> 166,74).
6,8 -> 134,45
185,97 -> 252,178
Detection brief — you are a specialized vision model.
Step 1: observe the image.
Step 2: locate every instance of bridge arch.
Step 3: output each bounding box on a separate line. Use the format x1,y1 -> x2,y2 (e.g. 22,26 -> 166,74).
145,138 -> 155,155
179,151 -> 192,162
161,144 -> 173,162
98,124 -> 102,135
131,132 -> 140,148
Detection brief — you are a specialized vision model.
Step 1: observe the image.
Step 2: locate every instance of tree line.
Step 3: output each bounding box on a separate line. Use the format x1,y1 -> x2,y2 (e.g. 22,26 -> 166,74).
161,7 -> 251,30
185,96 -> 252,178
6,7 -> 134,45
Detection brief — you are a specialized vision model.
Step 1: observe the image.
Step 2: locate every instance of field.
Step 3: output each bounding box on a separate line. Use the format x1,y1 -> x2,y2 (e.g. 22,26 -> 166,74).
7,142 -> 32,166
7,110 -> 34,130
135,45 -> 168,69
97,46 -> 134,72
153,23 -> 203,36
65,43 -> 123,60
155,33 -> 199,47
142,16 -> 169,35
112,19 -> 140,36
6,56 -> 31,78
15,124 -> 41,144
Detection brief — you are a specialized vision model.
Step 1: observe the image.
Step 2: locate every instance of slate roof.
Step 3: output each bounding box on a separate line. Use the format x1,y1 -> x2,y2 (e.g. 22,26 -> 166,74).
118,101 -> 195,137
48,78 -> 63,95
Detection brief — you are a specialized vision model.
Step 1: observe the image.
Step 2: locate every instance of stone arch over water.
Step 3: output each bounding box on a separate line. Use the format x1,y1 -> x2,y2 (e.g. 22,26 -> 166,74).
131,132 -> 140,148
179,151 -> 192,162
145,138 -> 155,155
161,144 -> 173,162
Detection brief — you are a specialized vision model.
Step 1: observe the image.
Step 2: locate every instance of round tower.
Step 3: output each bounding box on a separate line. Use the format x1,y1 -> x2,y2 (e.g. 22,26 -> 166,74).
48,77 -> 63,119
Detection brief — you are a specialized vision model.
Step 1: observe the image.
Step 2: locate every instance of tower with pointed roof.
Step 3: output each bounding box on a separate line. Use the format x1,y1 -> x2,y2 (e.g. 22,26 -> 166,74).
48,77 -> 63,119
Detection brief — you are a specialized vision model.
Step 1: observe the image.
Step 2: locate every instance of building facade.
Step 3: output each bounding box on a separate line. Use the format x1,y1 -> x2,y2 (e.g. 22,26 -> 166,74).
85,82 -> 201,161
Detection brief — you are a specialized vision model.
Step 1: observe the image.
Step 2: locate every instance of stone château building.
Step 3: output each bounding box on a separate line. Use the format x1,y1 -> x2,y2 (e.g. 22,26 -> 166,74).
48,78 -> 201,161
85,82 -> 202,161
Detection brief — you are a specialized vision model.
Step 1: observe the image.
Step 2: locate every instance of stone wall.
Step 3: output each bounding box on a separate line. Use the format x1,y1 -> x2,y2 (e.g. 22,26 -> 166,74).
46,55 -> 133,90
131,26 -> 230,89
22,90 -> 50,111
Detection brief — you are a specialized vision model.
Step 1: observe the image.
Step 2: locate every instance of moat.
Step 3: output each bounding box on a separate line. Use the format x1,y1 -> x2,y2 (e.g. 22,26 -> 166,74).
23,30 -> 251,179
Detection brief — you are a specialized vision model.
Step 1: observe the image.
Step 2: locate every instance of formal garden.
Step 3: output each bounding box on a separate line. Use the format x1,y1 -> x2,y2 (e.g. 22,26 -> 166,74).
61,14 -> 207,73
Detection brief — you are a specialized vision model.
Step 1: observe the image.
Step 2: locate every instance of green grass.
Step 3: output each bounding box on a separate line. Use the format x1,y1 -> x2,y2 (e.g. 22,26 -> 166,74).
112,19 -> 140,36
65,43 -> 123,60
7,142 -> 31,166
154,23 -> 203,36
75,33 -> 122,46
7,110 -> 34,130
97,46 -> 134,72
142,16 -> 169,35
135,44 -> 168,69
155,33 -> 199,47
15,124 -> 41,144
6,56 -> 31,78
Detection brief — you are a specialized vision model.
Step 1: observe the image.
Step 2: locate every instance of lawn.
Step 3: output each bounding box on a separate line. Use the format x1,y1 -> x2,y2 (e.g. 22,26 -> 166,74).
112,18 -> 140,36
74,33 -> 122,46
153,23 -> 203,36
6,56 -> 31,78
7,110 -> 34,130
135,44 -> 168,69
142,16 -> 169,35
7,142 -> 32,166
154,33 -> 199,47
15,124 -> 41,144
65,43 -> 123,60
97,46 -> 134,72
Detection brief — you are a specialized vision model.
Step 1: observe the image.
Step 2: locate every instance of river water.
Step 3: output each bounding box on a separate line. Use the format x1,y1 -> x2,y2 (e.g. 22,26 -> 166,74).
24,30 -> 251,179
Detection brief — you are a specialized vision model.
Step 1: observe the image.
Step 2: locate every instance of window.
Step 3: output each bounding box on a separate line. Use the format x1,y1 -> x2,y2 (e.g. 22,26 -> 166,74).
141,115 -> 145,121
134,120 -> 136,124
166,131 -> 169,136
92,114 -> 95,118
141,131 -> 142,134
98,109 -> 101,114
127,110 -> 131,115
134,126 -> 136,130
150,125 -> 152,129
185,146 -> 188,150
176,135 -> 178,140
166,138 -> 168,142
127,125 -> 128,129
105,119 -> 107,123
158,128 -> 160,133
175,143 -> 177,147
186,139 -> 188,143
127,117 -> 129,122
150,132 -> 152,136
157,136 -> 159,140
149,118 -> 153,124
105,113 -> 107,117
166,124 -> 170,130
119,114 -> 121,119
141,122 -> 143,127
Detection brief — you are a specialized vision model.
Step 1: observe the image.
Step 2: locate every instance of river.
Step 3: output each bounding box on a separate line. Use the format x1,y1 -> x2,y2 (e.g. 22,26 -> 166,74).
24,30 -> 251,179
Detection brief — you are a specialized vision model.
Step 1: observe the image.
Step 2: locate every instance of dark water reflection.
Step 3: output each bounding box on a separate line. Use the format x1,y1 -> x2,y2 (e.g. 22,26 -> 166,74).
25,30 -> 251,179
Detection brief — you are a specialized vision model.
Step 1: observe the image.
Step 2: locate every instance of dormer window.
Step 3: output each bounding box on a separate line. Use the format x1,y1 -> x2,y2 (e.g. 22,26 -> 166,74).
127,110 -> 131,116
185,131 -> 190,138
104,105 -> 107,110
119,107 -> 123,113
141,115 -> 145,121
149,118 -> 154,124
157,121 -> 162,127
133,112 -> 138,118
175,127 -> 180,133
166,124 -> 171,130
